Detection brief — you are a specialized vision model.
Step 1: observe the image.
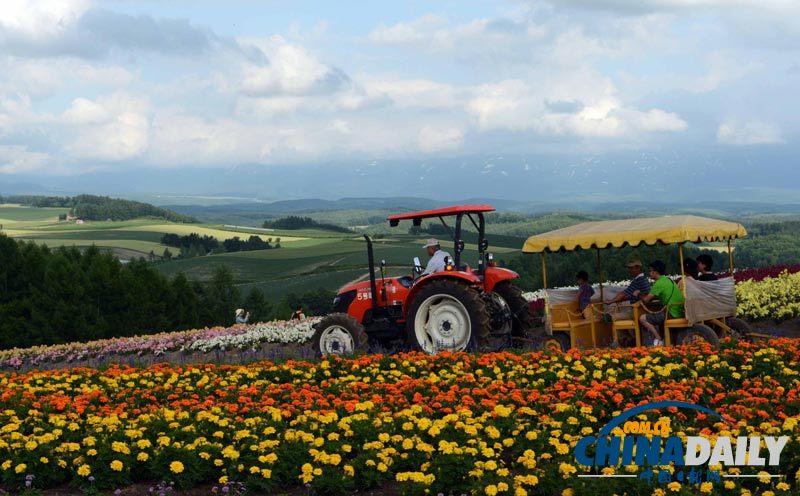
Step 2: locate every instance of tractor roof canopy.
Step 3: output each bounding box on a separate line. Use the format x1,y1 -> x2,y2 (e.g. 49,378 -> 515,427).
522,215 -> 747,253
388,204 -> 495,227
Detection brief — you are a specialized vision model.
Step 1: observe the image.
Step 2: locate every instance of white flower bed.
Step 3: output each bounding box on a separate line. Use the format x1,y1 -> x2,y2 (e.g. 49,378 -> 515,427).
184,318 -> 321,352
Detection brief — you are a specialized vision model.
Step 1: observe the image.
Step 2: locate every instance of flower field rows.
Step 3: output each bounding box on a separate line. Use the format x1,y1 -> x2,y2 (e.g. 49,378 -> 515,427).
1,268 -> 800,371
1,341 -> 800,495
0,319 -> 319,370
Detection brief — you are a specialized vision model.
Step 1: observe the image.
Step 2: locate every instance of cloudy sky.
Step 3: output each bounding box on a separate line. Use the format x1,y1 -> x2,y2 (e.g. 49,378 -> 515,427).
0,0 -> 797,186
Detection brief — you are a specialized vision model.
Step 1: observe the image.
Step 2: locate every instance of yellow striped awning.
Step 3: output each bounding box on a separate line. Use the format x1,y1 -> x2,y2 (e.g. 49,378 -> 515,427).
522,215 -> 747,253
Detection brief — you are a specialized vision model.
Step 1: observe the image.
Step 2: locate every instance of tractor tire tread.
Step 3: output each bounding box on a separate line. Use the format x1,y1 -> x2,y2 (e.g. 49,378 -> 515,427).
406,279 -> 490,353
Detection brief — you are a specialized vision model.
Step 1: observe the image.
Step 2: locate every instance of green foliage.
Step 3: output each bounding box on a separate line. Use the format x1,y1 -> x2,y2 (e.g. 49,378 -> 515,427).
0,233 -> 256,349
735,219 -> 800,267
242,287 -> 273,322
6,194 -> 196,223
263,215 -> 351,233
274,288 -> 336,319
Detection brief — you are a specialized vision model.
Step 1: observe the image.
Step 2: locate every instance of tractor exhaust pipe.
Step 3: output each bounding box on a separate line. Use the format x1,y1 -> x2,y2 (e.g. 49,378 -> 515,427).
363,234 -> 378,310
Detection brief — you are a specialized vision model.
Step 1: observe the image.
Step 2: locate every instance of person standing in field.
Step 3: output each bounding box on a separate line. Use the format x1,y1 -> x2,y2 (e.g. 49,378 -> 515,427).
235,308 -> 250,324
291,305 -> 306,320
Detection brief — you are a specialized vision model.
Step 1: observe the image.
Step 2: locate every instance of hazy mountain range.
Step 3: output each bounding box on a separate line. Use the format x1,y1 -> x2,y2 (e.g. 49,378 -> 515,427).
2,149 -> 798,206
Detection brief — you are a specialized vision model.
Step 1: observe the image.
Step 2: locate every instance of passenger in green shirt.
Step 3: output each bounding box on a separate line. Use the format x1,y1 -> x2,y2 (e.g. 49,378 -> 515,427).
633,260 -> 684,346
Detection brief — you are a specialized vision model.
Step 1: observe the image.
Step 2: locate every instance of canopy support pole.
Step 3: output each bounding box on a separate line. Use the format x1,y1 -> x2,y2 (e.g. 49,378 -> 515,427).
596,248 -> 604,302
540,253 -> 548,288
727,239 -> 734,276
678,242 -> 687,298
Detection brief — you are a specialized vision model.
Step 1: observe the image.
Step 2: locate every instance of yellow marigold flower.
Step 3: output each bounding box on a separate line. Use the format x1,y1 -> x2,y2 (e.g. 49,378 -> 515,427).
1,460 -> 11,471
515,488 -> 527,496
14,463 -> 26,474
218,476 -> 228,484
667,481 -> 681,492
25,441 -> 38,450
777,482 -> 790,491
652,490 -> 665,496
77,464 -> 91,477
40,457 -> 49,464
559,463 -> 577,477
137,453 -> 149,462
758,471 -> 772,483
485,485 -> 498,496
562,489 -> 574,496
110,460 -> 124,472
344,465 -> 354,477
497,482 -> 509,492
170,461 -> 184,474
762,492 -> 775,496
724,481 -> 736,490
699,482 -> 713,493
136,439 -> 151,449
249,466 -> 260,474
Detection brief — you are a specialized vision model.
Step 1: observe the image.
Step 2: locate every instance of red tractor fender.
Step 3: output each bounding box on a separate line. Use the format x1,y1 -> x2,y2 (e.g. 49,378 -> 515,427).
403,271 -> 481,319
483,266 -> 519,293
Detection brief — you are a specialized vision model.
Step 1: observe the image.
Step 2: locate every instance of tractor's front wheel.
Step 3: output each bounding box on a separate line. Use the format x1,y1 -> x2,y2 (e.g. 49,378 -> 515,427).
407,280 -> 490,354
312,313 -> 368,357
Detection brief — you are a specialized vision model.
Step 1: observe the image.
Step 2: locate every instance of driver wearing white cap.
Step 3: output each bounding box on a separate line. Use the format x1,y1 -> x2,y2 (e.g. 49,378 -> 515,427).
421,238 -> 451,276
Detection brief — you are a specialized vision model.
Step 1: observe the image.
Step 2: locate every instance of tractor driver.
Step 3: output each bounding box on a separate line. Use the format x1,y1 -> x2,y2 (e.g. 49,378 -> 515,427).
421,238 -> 451,276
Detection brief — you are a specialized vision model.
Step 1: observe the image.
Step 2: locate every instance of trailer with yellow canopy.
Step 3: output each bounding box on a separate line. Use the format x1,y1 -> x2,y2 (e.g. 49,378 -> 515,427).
522,215 -> 761,351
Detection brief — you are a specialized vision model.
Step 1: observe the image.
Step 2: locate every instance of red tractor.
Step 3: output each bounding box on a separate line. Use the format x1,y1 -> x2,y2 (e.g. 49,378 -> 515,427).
312,204 -> 539,355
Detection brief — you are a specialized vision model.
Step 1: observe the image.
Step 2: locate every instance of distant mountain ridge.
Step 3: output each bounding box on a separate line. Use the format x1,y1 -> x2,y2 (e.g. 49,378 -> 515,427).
165,196 -> 800,222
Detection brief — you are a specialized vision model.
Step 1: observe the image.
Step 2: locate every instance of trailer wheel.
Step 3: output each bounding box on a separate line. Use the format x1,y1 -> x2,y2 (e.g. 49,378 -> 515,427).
407,279 -> 490,354
312,313 -> 368,357
543,332 -> 571,353
677,324 -> 720,347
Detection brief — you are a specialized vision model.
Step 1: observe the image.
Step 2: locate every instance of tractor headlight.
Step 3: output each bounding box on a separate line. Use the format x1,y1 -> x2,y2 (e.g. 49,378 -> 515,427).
487,253 -> 494,262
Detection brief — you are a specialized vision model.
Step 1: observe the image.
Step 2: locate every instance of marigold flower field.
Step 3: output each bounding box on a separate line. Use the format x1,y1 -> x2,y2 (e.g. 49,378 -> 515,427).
2,340 -> 800,495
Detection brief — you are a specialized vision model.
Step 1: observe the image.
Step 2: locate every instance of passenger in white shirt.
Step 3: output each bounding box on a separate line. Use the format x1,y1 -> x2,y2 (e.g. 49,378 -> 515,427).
421,238 -> 451,275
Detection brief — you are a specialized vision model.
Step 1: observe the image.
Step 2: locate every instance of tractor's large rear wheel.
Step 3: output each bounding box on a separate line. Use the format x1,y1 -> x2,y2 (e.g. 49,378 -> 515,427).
492,281 -> 538,337
312,313 -> 368,357
407,280 -> 490,354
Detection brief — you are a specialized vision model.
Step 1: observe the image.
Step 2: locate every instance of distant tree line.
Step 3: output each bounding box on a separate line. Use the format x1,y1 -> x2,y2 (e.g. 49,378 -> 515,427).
160,233 -> 279,258
2,194 -> 196,223
0,233 -> 277,349
263,216 -> 351,233
736,220 -> 800,268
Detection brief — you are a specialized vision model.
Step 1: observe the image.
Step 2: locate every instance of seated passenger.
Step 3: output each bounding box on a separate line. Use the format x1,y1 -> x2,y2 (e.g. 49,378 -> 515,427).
605,259 -> 651,305
634,260 -> 685,346
576,270 -> 595,319
696,254 -> 718,281
683,258 -> 699,279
